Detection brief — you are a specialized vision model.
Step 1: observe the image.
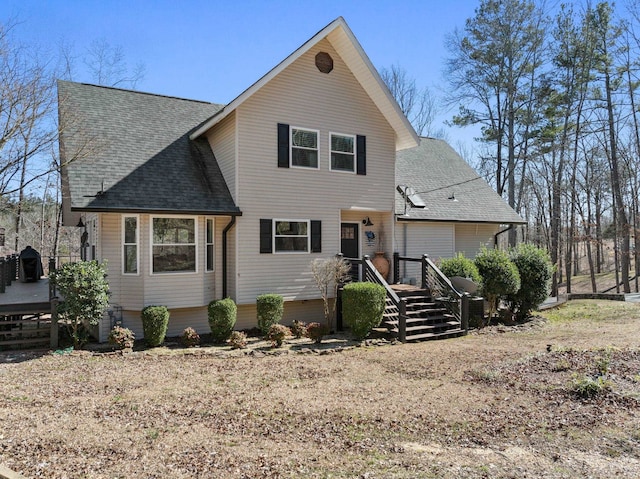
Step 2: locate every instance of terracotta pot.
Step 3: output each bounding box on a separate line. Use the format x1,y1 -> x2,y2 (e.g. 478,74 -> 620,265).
372,252 -> 390,280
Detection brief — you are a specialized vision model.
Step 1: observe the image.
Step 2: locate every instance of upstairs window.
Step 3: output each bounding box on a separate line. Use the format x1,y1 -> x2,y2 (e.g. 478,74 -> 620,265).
152,217 -> 196,274
330,133 -> 355,172
291,127 -> 319,168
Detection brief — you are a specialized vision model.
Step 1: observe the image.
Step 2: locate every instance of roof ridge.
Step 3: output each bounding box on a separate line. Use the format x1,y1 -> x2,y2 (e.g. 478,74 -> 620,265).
57,79 -> 223,107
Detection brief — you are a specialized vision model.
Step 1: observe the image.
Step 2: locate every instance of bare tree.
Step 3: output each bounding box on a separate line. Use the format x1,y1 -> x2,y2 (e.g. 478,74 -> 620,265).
380,64 -> 440,137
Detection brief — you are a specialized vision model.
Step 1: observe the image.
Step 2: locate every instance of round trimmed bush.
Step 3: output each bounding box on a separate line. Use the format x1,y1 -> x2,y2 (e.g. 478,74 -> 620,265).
256,293 -> 284,335
208,298 -> 237,343
342,282 -> 386,340
474,248 -> 520,322
141,305 -> 170,347
439,253 -> 482,285
506,244 -> 553,321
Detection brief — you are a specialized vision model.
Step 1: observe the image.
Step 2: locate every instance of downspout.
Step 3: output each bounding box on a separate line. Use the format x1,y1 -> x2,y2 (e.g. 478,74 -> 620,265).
494,224 -> 514,249
222,216 -> 236,298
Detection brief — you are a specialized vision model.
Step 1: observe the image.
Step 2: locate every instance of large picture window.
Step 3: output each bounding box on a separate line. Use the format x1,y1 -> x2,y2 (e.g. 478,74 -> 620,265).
152,217 -> 196,273
291,127 -> 319,168
122,215 -> 138,274
274,220 -> 310,253
330,133 -> 355,172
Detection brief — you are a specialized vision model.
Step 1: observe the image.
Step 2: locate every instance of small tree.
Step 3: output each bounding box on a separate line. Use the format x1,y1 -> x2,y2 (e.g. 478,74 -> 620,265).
311,256 -> 351,331
474,248 -> 520,324
506,244 -> 553,321
50,260 -> 110,348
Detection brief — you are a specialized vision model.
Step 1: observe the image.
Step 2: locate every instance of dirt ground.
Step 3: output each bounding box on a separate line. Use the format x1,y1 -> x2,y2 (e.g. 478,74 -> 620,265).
1,300 -> 639,478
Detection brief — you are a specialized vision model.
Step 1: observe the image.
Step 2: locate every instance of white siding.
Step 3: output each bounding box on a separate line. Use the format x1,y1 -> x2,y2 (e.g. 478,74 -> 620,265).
207,112 -> 237,202
232,38 -> 397,305
395,222 -> 455,282
455,224 -> 499,259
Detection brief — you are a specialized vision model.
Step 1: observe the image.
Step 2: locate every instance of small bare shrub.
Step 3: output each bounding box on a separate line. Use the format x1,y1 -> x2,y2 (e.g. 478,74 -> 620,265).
306,322 -> 328,344
108,325 -> 135,350
180,327 -> 200,348
228,331 -> 247,349
266,324 -> 290,348
291,320 -> 308,338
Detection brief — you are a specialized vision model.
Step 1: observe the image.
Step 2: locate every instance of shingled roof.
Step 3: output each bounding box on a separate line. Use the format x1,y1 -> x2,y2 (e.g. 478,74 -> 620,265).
395,138 -> 525,224
58,81 -> 241,219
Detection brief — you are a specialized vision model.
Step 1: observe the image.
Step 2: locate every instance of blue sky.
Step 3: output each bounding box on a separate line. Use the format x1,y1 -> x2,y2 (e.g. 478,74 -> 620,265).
2,0 -> 480,141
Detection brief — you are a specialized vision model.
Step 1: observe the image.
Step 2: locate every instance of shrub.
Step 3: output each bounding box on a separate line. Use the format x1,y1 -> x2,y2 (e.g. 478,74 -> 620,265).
291,320 -> 308,338
256,294 -> 284,335
180,327 -> 200,348
342,282 -> 386,340
108,325 -> 135,350
266,324 -> 290,348
439,253 -> 482,285
50,260 -> 110,348
506,244 -> 553,321
208,298 -> 237,343
228,330 -> 247,349
306,322 -> 328,343
571,374 -> 612,398
474,248 -> 520,324
141,305 -> 170,347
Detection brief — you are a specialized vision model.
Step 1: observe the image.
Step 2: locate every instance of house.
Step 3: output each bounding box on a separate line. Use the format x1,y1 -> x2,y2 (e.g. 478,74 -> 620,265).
58,18 -> 523,342
394,137 -> 525,282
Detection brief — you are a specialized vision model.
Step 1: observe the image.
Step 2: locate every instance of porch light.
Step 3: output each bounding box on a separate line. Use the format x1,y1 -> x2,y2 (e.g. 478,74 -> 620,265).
362,217 -> 374,226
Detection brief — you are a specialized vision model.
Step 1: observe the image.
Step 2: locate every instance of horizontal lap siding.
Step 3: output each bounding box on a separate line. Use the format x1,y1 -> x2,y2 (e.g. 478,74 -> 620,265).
234,38 -> 396,305
455,224 -> 499,259
236,299 -> 324,331
207,112 -> 237,202
397,222 -> 455,281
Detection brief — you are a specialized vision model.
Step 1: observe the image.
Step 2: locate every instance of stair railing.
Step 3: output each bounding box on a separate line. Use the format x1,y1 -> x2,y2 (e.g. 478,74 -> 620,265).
421,254 -> 469,333
362,255 -> 408,342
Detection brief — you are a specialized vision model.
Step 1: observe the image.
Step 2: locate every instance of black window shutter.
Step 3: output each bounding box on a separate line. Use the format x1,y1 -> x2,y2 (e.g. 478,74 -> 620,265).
277,123 -> 290,168
356,135 -> 366,175
311,220 -> 321,253
260,219 -> 272,253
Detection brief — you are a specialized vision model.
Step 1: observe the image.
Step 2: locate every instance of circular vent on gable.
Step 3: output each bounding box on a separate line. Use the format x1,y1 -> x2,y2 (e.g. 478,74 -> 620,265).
315,52 -> 334,74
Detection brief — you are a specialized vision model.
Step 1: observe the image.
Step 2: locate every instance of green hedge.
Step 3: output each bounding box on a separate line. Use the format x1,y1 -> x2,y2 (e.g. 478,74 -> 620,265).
208,298 -> 237,343
141,305 -> 170,347
342,282 -> 386,340
256,293 -> 284,335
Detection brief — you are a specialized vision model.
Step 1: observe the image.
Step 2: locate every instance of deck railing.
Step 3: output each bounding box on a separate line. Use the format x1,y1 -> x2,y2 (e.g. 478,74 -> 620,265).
394,252 -> 470,333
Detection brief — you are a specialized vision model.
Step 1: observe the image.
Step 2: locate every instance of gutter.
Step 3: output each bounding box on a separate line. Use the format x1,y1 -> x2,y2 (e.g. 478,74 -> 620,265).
494,224 -> 514,248
222,216 -> 237,298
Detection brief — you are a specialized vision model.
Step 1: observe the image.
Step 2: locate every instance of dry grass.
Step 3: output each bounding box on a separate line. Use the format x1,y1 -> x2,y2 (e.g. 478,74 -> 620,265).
1,300 -> 640,478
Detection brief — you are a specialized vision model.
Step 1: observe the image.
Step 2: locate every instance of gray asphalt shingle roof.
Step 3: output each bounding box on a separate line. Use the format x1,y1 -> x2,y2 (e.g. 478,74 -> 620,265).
395,138 -> 525,224
58,81 -> 240,215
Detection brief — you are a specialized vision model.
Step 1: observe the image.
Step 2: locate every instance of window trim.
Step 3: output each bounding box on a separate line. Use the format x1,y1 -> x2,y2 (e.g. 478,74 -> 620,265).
149,215 -> 198,275
205,218 -> 215,273
273,218 -> 311,254
122,214 -> 139,275
329,132 -> 356,173
290,126 -> 320,169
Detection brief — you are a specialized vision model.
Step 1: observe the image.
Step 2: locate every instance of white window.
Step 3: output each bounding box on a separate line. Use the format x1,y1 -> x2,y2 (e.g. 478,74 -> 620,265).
151,217 -> 196,274
330,133 -> 356,172
206,218 -> 215,272
291,127 -> 319,168
122,215 -> 138,274
274,219 -> 310,253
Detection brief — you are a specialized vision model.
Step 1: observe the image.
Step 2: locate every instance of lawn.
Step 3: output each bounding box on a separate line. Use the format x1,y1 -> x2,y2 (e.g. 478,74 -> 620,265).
1,300 -> 639,478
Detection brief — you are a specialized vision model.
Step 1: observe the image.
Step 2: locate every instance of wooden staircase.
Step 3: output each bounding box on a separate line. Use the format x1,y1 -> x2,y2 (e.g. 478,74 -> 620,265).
383,286 -> 465,341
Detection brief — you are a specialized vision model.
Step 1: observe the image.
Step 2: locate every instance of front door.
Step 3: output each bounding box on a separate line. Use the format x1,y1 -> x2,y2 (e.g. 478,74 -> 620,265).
341,222 -> 359,281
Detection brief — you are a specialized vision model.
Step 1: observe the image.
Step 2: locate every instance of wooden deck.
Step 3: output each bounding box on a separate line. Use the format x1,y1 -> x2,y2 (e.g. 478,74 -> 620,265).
0,279 -> 52,315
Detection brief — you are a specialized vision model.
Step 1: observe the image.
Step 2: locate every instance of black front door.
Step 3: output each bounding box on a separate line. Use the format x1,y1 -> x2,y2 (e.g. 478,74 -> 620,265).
341,222 -> 359,281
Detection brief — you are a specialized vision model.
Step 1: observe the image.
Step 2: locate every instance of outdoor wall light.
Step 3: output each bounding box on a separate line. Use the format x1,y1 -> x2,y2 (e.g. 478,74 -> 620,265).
362,217 -> 374,226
